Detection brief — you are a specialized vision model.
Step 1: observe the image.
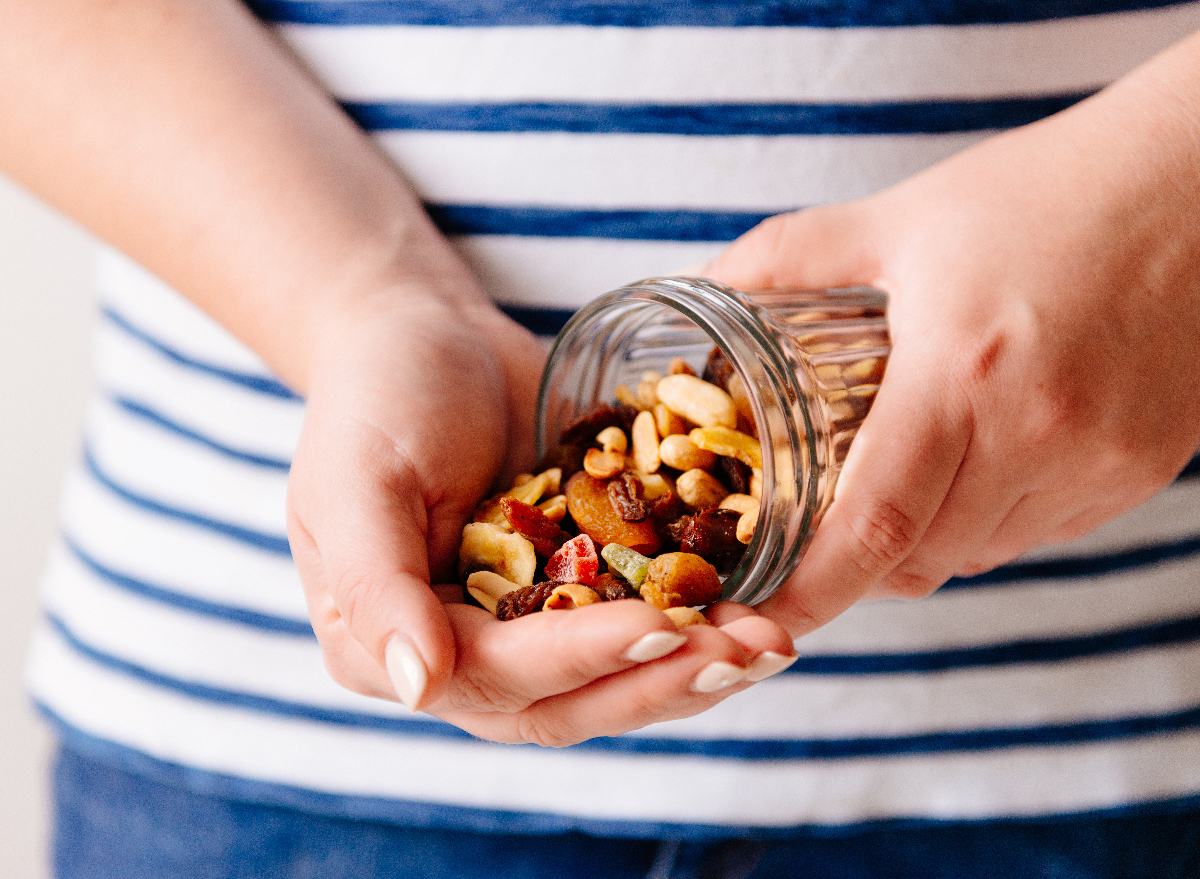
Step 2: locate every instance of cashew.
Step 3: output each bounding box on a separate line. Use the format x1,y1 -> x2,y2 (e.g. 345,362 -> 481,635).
676,468 -> 729,509
537,493 -> 568,523
718,493 -> 758,514
736,503 -> 760,544
583,447 -> 626,479
658,434 -> 717,471
459,522 -> 537,587
655,374 -> 738,429
542,583 -> 601,611
595,425 -> 628,455
504,467 -> 562,506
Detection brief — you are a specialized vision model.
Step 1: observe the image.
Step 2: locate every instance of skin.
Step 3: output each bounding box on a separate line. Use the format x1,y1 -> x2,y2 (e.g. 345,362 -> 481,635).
0,0 -> 795,746
703,28 -> 1200,637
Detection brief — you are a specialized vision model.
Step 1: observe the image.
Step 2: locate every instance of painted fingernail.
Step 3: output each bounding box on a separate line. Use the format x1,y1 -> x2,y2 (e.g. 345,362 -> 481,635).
622,630 -> 688,663
385,635 -> 428,711
744,650 -> 799,682
690,661 -> 746,693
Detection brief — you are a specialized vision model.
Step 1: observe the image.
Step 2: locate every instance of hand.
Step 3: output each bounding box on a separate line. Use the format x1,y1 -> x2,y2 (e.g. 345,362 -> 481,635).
286,287 -> 797,745
703,34 -> 1200,636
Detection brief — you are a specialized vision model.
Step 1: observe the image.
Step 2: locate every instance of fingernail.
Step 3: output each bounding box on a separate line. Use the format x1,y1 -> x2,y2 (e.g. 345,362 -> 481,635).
690,661 -> 746,693
622,630 -> 688,663
744,650 -> 799,682
385,636 -> 428,711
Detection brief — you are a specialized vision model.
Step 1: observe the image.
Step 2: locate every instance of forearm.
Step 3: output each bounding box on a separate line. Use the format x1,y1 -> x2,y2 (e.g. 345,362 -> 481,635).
0,0 -> 478,391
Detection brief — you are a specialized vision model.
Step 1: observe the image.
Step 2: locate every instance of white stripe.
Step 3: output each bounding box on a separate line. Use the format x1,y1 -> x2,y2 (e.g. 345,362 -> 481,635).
378,130 -> 985,208
97,248 -> 276,376
29,625 -> 1200,826
85,395 -> 289,536
58,471 -> 308,620
41,542 -> 1200,742
277,7 -> 1200,103
94,318 -> 304,462
453,236 -> 724,306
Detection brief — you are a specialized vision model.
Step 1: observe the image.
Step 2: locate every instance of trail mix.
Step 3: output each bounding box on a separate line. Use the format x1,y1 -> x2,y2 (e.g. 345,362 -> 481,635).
458,349 -> 763,626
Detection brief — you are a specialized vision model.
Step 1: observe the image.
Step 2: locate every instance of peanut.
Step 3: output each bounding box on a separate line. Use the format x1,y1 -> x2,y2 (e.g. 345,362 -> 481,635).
736,503 -> 760,544
655,374 -> 738,429
676,468 -> 729,510
663,606 -> 710,627
631,409 -> 661,474
688,426 -> 762,470
658,434 -> 717,471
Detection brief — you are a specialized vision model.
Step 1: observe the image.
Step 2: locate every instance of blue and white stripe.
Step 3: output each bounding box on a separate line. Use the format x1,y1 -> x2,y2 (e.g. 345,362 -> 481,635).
29,0 -> 1200,836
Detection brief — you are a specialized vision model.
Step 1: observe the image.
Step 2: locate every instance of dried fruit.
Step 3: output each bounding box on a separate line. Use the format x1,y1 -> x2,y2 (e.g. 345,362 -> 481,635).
607,471 -> 648,522
564,471 -> 662,555
458,522 -> 538,587
545,534 -> 599,586
600,543 -> 651,588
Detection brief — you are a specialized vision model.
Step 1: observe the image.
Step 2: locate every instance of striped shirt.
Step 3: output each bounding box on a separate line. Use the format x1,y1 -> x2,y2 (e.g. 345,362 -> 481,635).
28,0 -> 1200,838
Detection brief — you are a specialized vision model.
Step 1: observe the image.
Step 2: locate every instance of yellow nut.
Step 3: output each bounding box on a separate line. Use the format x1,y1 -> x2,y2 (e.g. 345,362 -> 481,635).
466,570 -> 523,603
542,583 -> 601,611
736,503 -> 760,544
595,426 -> 628,455
750,468 -> 763,499
655,374 -> 738,429
653,403 -> 686,438
637,370 -> 663,409
663,606 -> 710,628
636,471 -> 674,501
631,409 -> 661,474
688,426 -> 763,470
718,493 -> 758,514
676,468 -> 729,510
504,467 -> 562,506
614,383 -> 645,410
583,447 -> 626,479
658,434 -> 717,471
459,522 -> 537,587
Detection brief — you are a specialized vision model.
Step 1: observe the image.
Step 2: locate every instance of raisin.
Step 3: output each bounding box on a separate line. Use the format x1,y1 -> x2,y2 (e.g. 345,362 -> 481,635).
594,573 -> 639,601
714,454 -> 752,495
607,471 -> 648,522
495,581 -> 558,621
668,508 -> 746,574
701,346 -> 735,391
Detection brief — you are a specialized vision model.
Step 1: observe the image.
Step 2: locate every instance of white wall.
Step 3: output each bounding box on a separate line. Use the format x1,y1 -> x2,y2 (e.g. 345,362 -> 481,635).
0,174 -> 97,879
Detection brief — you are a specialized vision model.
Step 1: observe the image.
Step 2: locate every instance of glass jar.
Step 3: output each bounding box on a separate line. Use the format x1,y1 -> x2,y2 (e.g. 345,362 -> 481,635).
536,277 -> 891,606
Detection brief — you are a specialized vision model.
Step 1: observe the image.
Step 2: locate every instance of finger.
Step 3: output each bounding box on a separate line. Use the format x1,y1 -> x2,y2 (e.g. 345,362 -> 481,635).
704,601 -> 798,681
433,600 -> 692,715
704,203 -> 880,292
757,353 -> 972,634
289,448 -> 457,712
436,621 -> 758,746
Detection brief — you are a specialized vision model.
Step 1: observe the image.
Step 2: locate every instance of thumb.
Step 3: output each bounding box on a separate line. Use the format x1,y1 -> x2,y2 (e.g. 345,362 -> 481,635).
288,456 -> 458,713
704,202 -> 880,292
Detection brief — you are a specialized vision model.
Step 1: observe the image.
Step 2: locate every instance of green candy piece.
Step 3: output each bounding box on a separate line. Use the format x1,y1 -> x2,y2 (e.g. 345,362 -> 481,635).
601,543 -> 651,588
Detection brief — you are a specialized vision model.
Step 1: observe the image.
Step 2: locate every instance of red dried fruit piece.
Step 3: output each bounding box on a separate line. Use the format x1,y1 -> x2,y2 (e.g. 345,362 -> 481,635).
499,497 -> 568,557
545,533 -> 600,586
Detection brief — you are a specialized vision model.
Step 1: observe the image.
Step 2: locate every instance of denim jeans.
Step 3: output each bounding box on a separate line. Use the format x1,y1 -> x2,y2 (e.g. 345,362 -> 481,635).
52,744 -> 1200,879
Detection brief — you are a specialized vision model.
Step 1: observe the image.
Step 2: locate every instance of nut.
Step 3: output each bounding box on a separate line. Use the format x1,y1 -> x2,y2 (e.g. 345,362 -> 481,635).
583,447 -> 626,479
631,409 -> 661,474
640,552 -> 723,609
655,374 -> 738,429
736,503 -> 760,544
538,493 -> 568,522
688,426 -> 762,470
542,582 -> 601,611
718,493 -> 758,514
505,467 -> 562,506
637,371 -> 663,408
676,468 -> 729,510
653,403 -> 686,438
595,425 -> 628,455
663,606 -> 710,627
658,434 -> 717,471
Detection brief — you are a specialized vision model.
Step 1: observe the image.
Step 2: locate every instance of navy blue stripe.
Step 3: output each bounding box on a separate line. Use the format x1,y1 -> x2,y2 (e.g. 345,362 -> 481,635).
111,395 -> 292,472
36,710 -> 1200,839
102,306 -> 301,401
499,304 -> 577,337
63,534 -> 313,637
82,444 -> 293,557
427,204 -> 770,241
344,95 -> 1090,136
944,532 -> 1200,590
784,614 -> 1200,675
248,0 -> 1192,28
44,610 -> 1200,759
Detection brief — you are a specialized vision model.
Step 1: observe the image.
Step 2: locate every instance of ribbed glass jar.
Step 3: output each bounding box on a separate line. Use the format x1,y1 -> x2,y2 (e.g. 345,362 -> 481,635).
536,277 -> 891,606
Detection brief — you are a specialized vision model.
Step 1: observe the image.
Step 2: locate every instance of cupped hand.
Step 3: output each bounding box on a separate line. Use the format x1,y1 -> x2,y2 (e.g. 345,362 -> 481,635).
285,285 -> 795,744
703,47 -> 1200,637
